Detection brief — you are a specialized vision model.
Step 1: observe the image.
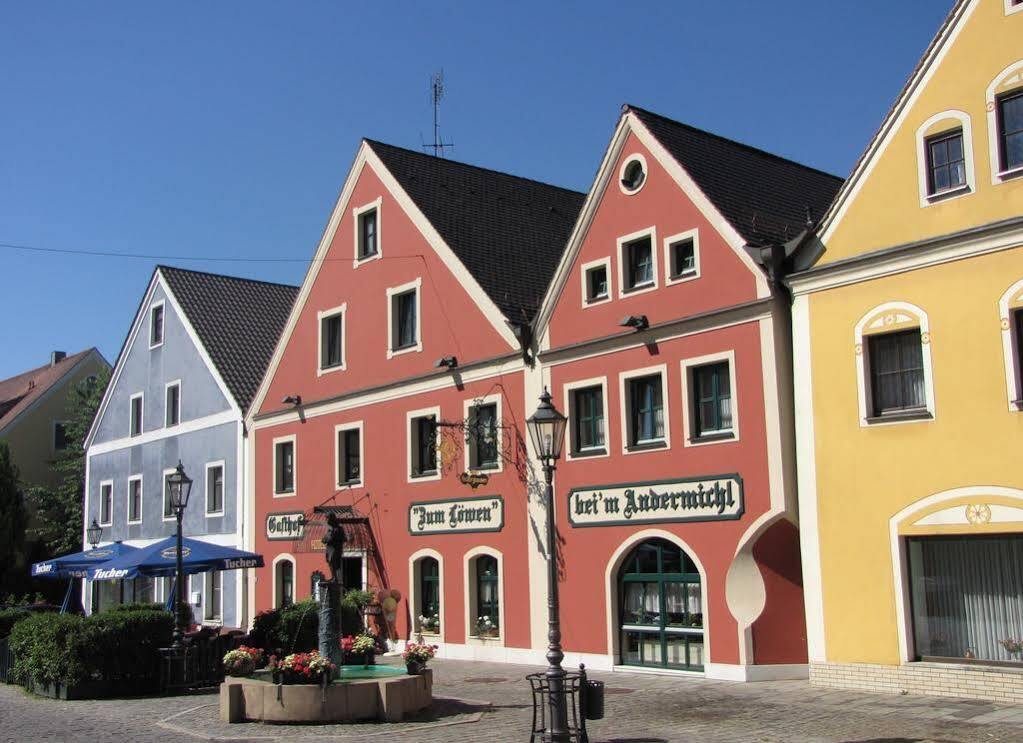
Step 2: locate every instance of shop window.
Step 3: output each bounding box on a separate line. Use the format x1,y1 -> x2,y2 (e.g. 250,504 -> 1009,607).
127,475 -> 142,524
409,412 -> 439,479
336,424 -> 362,486
274,437 -> 296,495
204,571 -> 222,622
908,535 -> 1023,665
619,538 -> 703,671
275,557 -> 295,608
206,462 -> 224,515
99,481 -> 113,526
471,554 -> 500,638
415,556 -> 441,635
570,385 -> 606,455
467,401 -> 500,471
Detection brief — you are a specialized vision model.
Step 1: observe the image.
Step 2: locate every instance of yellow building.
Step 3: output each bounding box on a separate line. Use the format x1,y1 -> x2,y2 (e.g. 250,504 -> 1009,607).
790,0 -> 1023,702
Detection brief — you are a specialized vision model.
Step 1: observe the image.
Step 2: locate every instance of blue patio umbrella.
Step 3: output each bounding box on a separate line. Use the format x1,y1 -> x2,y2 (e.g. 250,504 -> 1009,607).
87,536 -> 263,581
31,542 -> 141,613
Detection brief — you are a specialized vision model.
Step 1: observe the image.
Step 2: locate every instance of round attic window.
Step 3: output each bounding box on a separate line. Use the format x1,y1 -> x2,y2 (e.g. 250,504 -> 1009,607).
619,155 -> 647,194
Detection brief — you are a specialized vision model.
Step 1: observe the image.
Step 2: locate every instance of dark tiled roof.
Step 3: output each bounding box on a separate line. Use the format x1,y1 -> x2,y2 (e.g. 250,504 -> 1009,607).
159,266 -> 298,413
368,140 -> 586,324
628,106 -> 844,246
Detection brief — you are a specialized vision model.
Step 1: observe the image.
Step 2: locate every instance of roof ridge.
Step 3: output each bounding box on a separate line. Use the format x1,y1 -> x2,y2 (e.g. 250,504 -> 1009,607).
365,139 -> 586,197
0,347 -> 95,388
626,104 -> 845,182
157,264 -> 299,291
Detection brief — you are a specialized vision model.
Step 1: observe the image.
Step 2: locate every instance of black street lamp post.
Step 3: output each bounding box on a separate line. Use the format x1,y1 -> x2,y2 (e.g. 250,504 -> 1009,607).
527,389 -> 569,742
166,461 -> 193,650
87,519 -> 102,550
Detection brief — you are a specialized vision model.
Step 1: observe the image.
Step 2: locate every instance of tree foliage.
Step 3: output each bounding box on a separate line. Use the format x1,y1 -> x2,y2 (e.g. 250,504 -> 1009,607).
0,441 -> 28,592
26,367 -> 110,556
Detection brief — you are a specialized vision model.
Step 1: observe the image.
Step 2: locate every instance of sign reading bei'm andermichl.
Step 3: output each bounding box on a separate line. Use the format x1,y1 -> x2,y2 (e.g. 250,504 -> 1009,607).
568,475 -> 743,527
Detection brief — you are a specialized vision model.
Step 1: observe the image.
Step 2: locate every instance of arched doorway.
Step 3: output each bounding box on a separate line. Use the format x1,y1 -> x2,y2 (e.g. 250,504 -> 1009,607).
618,538 -> 704,670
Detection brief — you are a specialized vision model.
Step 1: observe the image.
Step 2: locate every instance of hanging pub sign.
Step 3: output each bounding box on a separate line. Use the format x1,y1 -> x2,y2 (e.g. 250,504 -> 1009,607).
408,496 -> 504,535
568,475 -> 744,527
459,471 -> 490,489
266,512 -> 306,540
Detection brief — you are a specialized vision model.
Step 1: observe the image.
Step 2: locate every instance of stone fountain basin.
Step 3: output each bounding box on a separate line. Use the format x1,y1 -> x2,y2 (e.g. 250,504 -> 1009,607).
220,668 -> 433,724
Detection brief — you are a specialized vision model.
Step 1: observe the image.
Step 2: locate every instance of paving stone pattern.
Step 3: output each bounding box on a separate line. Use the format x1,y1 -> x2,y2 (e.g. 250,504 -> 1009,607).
3,658 -> 1023,742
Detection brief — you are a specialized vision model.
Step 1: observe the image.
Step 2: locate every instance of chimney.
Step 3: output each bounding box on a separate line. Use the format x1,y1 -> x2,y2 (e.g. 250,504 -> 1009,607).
50,351 -> 66,366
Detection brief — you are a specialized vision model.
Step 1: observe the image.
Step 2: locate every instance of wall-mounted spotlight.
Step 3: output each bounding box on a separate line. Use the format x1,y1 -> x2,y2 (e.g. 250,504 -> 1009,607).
434,356 -> 458,369
619,315 -> 649,331
282,395 -> 302,407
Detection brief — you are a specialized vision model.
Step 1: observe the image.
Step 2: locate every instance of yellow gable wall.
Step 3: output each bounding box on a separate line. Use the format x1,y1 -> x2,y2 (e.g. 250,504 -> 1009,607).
822,0 -> 1023,263
807,245 -> 1023,664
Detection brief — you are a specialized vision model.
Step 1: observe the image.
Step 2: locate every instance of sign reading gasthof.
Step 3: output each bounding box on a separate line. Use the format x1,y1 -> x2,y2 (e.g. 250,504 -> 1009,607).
266,512 -> 306,541
568,475 -> 744,527
408,496 -> 504,535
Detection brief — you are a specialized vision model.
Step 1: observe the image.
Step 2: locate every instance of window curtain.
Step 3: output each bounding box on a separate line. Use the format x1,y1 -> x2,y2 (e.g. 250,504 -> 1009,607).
910,536 -> 1023,663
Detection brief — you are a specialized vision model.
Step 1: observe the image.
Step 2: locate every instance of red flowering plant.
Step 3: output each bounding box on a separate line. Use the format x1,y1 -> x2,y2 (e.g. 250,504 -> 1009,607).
402,642 -> 437,665
270,650 -> 336,684
223,645 -> 265,677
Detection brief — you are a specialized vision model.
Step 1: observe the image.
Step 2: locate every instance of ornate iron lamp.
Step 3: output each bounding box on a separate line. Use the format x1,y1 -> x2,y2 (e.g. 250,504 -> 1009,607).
87,519 -> 103,550
526,389 -> 570,742
166,461 -> 193,649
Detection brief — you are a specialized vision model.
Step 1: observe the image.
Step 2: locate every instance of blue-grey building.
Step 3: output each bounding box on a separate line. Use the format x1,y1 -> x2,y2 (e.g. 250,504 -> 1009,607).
83,266 -> 296,628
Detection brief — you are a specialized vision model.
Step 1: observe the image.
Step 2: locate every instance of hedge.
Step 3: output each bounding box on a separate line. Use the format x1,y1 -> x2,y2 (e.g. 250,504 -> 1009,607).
105,602 -> 165,614
0,609 -> 29,639
8,609 -> 173,687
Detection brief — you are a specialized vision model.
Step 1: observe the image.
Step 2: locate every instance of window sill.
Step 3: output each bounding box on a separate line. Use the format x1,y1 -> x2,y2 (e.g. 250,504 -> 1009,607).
318,363 -> 345,376
570,447 -> 608,459
205,511 -> 224,518
621,282 -> 656,296
690,431 -> 735,444
925,184 -> 971,202
865,409 -> 933,424
353,252 -> 381,268
584,295 -> 610,306
338,480 -> 362,489
996,165 -> 1023,181
410,471 -> 439,480
467,464 -> 501,474
273,490 -> 297,498
667,270 -> 698,284
625,440 -> 667,454
388,343 -> 422,359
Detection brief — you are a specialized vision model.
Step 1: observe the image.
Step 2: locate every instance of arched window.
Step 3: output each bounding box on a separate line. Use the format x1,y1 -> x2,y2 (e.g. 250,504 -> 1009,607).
986,60 -> 1023,183
273,556 -> 295,608
999,278 -> 1023,410
914,110 -> 975,206
618,538 -> 703,670
473,554 -> 500,638
415,557 -> 441,634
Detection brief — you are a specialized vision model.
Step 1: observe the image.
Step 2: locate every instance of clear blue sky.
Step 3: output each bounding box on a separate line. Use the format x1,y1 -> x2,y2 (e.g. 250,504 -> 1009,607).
0,1 -> 953,379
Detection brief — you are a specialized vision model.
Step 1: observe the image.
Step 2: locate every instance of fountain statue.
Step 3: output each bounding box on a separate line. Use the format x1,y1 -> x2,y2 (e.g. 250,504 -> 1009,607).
317,512 -> 345,667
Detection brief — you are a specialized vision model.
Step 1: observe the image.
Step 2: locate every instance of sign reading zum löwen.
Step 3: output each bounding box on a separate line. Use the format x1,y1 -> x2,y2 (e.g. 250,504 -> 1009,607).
408,496 -> 504,535
568,475 -> 744,527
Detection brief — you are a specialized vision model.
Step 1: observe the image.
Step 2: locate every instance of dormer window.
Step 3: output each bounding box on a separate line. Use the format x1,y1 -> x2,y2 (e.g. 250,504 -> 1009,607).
149,302 -> 164,348
926,130 -> 966,195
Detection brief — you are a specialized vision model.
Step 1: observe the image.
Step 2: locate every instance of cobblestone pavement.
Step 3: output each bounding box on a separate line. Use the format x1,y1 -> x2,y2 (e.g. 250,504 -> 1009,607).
3,658 -> 1023,742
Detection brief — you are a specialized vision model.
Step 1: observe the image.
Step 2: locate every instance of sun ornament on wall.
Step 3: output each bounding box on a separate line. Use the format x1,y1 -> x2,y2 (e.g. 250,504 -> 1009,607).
965,503 -> 992,525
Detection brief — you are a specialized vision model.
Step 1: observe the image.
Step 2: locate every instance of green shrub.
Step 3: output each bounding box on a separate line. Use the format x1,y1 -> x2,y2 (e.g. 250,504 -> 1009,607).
276,599 -> 319,653
8,608 -> 173,687
249,607 -> 280,650
0,608 -> 29,638
105,602 -> 164,614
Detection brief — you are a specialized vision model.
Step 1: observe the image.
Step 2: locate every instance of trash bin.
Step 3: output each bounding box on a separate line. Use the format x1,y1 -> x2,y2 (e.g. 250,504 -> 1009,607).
583,679 -> 604,720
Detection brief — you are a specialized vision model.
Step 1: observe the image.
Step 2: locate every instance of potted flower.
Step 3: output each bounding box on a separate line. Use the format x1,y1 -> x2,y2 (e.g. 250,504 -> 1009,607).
341,633 -> 377,667
402,642 -> 437,675
223,645 -> 264,677
418,613 -> 440,634
271,650 -> 336,685
1000,639 -> 1023,659
476,615 -> 498,639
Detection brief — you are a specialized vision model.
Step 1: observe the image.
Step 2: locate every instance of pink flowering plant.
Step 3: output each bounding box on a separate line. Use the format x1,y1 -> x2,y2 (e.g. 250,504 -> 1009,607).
402,642 -> 438,665
1000,639 -> 1023,657
223,645 -> 264,677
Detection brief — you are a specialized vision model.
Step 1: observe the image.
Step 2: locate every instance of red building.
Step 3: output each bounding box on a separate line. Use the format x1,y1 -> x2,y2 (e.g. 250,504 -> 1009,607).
246,106 -> 842,680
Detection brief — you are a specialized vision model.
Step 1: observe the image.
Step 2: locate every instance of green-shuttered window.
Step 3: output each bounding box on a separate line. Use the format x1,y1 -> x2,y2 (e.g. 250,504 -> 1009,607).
692,362 -> 732,437
572,386 -> 605,454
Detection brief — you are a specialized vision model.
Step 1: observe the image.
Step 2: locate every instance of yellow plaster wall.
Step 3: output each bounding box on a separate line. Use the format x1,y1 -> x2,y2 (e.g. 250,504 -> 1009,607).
808,244 -> 1023,664
1,355 -> 108,488
822,0 -> 1023,263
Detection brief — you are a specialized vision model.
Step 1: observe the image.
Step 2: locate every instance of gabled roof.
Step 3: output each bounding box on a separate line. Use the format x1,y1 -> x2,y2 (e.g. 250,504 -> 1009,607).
158,266 -> 299,412
368,140 -> 586,323
0,348 -> 105,434
627,105 -> 844,247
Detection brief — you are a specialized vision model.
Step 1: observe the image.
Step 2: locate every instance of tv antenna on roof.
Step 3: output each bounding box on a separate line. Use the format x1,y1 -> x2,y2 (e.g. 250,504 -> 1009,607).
424,70 -> 454,157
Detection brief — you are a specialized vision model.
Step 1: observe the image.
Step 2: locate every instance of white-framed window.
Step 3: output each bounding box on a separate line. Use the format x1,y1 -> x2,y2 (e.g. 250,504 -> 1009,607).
855,302 -> 936,426
617,227 -> 658,297
205,461 -> 225,515
618,153 -> 648,195
335,421 -> 363,487
407,406 -> 441,482
681,351 -> 739,446
127,475 -> 143,525
618,365 -> 670,453
986,60 -> 1023,183
162,468 -> 177,521
149,300 -> 165,349
465,548 -> 503,642
386,278 -> 423,358
52,421 -> 68,452
999,277 -> 1023,411
1006,0 -> 1023,17
203,570 -> 223,623
464,394 -> 503,473
580,257 -> 611,306
664,229 -> 701,285
317,303 -> 347,375
273,554 -> 296,608
915,111 -> 975,206
164,380 -> 181,427
353,198 -> 382,266
98,480 -> 113,526
273,435 -> 296,497
410,550 -> 444,636
129,392 -> 144,437
563,377 -> 609,460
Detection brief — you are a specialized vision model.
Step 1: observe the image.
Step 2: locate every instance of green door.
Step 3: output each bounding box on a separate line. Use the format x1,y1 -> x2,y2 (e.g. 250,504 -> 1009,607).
618,539 -> 704,670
